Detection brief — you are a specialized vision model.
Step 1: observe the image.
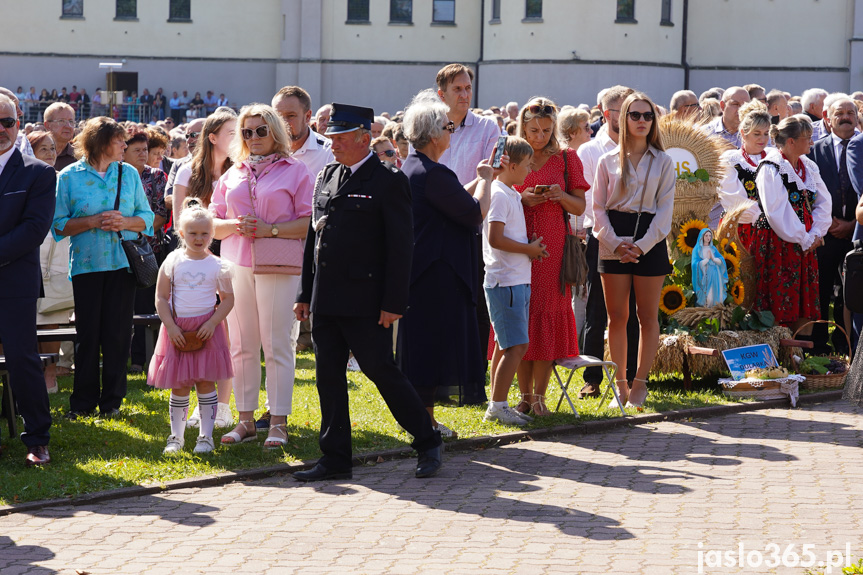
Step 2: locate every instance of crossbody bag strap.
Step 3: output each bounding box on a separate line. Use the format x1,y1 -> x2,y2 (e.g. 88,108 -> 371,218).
113,162 -> 124,241
562,150 -> 572,234
632,153 -> 655,232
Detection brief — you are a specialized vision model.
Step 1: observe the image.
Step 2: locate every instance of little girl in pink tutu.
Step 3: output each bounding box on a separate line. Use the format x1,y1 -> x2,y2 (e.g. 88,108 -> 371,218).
148,198 -> 234,454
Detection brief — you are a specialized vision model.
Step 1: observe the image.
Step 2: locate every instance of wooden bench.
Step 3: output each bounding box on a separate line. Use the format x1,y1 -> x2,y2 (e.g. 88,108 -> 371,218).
0,353 -> 59,437
682,338 -> 813,389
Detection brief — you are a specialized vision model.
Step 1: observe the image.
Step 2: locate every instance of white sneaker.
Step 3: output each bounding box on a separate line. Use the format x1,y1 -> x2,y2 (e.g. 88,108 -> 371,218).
434,423 -> 458,439
346,356 -> 361,372
483,404 -> 527,426
163,435 -> 184,454
193,435 -> 215,454
214,403 -> 233,428
186,405 -> 200,429
513,409 -> 534,423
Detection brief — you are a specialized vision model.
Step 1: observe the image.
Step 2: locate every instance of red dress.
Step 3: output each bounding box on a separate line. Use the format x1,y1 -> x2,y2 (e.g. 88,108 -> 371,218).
488,149 -> 590,361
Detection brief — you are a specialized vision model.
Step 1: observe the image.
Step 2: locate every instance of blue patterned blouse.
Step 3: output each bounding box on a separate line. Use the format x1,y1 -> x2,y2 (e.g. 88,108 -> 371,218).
53,160 -> 155,278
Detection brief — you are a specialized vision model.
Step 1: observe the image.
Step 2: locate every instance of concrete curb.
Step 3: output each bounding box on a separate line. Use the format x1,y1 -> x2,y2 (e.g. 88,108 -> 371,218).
0,390 -> 843,517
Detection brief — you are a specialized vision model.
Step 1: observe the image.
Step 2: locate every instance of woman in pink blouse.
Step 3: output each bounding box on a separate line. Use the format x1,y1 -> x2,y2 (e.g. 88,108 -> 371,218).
210,104 -> 314,448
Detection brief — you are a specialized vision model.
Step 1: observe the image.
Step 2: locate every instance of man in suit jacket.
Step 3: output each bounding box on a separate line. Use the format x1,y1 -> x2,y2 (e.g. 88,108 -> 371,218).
293,103 -> 443,481
0,94 -> 56,466
808,96 -> 859,355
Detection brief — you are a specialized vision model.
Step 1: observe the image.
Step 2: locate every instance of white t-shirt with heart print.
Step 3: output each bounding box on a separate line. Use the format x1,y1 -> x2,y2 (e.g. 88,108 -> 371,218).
162,250 -> 233,318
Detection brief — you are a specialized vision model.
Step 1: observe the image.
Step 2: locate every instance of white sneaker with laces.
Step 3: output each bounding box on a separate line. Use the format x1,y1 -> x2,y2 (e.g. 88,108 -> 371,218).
433,423 -> 457,439
163,435 -> 184,454
214,403 -> 233,428
483,404 -> 527,426
193,435 -> 215,454
346,356 -> 361,372
186,405 -> 200,428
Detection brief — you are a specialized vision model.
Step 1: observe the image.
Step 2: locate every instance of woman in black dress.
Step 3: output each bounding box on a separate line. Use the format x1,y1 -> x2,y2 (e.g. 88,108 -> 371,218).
397,90 -> 494,438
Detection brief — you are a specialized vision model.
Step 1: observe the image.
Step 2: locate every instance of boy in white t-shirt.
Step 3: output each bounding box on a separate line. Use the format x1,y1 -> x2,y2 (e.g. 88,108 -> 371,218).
482,137 -> 548,426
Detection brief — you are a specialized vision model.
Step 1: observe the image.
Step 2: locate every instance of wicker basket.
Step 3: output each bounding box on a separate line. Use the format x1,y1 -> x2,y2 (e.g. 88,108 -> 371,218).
720,379 -> 786,400
792,320 -> 852,390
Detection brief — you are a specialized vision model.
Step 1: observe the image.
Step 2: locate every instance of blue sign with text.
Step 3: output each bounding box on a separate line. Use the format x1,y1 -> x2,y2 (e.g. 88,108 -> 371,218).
721,344 -> 778,380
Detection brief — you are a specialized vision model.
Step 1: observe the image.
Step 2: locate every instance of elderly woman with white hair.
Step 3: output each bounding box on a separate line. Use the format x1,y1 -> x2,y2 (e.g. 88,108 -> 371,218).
209,103 -> 314,448
396,90 -> 496,437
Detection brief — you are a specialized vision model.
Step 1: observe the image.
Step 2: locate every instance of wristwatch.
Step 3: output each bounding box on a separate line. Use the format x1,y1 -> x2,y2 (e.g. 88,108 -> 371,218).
271,224 -> 279,237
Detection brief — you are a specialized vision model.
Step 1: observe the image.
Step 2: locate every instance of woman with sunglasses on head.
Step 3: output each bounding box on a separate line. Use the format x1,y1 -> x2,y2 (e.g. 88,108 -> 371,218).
750,115 -> 830,334
210,104 -> 313,448
593,92 -> 675,409
396,90 -> 495,438
505,97 -> 589,417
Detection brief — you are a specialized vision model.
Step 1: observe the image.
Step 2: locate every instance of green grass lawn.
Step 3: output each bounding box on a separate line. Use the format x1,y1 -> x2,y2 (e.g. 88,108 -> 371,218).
0,351 -> 745,505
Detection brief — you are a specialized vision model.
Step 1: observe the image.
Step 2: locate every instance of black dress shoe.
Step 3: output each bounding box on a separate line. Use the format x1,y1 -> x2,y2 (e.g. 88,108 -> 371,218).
416,444 -> 443,478
64,410 -> 93,421
293,463 -> 352,482
25,445 -> 51,467
100,408 -> 121,418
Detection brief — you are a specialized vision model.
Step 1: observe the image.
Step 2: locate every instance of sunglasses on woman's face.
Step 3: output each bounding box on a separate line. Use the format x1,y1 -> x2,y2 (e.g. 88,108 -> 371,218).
0,117 -> 18,129
241,125 -> 270,140
528,104 -> 555,115
378,149 -> 397,158
442,121 -> 455,133
627,111 -> 655,122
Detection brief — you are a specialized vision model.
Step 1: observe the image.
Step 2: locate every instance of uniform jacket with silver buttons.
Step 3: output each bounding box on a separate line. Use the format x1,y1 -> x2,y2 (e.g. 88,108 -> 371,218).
297,155 -> 413,317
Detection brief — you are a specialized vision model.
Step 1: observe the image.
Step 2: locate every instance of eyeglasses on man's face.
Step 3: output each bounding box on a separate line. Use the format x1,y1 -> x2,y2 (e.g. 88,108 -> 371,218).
0,117 -> 17,129
47,119 -> 76,127
377,149 -> 397,158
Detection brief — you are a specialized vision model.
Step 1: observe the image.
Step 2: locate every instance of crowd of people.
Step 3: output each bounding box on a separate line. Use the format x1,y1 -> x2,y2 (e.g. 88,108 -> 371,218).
2,67 -> 863,477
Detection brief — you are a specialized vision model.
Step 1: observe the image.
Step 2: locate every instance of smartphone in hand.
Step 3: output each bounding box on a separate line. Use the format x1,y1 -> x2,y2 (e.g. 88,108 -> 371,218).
492,135 -> 507,168
533,185 -> 550,195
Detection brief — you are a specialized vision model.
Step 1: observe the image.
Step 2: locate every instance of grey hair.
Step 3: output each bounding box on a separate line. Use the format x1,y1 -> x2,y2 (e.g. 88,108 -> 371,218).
669,90 -> 697,112
801,88 -> 828,111
402,89 -> 449,150
824,92 -> 852,114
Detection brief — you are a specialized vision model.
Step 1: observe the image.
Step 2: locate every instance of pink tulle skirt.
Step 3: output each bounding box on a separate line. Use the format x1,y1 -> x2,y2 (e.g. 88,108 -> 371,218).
147,310 -> 233,388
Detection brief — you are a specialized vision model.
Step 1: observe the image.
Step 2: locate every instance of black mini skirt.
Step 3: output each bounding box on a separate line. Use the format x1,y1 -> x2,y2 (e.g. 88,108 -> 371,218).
598,210 -> 673,277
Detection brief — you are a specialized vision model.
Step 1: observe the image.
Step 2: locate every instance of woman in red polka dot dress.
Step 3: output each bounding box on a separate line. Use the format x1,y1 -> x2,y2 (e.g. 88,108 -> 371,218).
503,98 -> 588,416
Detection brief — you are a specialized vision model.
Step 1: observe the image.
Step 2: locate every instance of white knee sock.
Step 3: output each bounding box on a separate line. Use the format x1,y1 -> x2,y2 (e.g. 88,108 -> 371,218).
197,390 -> 218,438
169,394 -> 189,439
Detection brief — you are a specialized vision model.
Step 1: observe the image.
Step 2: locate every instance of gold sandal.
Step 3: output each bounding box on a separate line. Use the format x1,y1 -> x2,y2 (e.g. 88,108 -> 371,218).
531,394 -> 551,417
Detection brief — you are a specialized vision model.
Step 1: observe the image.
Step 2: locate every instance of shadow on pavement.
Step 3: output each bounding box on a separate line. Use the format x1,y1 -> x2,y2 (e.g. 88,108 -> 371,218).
22,494 -> 219,527
0,535 -> 57,574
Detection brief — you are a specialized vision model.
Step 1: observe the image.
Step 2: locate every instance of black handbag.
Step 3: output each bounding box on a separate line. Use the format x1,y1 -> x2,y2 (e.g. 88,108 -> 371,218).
559,150 -> 589,294
844,239 -> 863,313
114,163 -> 159,289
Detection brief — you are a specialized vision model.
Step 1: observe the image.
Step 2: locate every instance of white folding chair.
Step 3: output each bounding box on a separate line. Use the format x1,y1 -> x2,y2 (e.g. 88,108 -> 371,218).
551,355 -> 626,418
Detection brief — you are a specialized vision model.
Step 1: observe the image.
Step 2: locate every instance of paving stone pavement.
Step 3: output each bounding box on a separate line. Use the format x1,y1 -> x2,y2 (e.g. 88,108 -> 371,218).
1,400 -> 862,575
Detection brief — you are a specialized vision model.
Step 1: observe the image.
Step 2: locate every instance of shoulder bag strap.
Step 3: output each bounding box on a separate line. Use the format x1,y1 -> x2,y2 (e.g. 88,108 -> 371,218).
113,162 -> 124,241
562,150 -> 571,234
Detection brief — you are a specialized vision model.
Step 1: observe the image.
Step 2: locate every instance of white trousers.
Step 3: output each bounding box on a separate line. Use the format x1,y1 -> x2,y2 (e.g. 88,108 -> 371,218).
227,265 -> 300,416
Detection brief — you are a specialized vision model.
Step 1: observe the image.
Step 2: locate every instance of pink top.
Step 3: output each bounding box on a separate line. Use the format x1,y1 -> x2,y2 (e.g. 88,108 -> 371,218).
209,156 -> 314,267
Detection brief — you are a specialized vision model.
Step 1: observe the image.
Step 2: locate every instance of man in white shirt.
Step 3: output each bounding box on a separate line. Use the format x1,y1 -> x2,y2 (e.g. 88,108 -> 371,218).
704,86 -> 750,148
272,86 -> 334,179
434,63 -> 501,405
0,87 -> 34,157
803,88 -> 829,142
576,85 -> 640,399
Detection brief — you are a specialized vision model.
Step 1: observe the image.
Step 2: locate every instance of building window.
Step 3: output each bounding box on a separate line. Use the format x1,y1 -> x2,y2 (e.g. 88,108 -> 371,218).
491,0 -> 500,21
62,0 -> 83,17
347,0 -> 369,22
390,0 -> 412,23
169,0 -> 191,21
116,0 -> 136,19
660,0 -> 672,25
616,0 -> 636,23
433,0 -> 455,23
525,0 -> 542,19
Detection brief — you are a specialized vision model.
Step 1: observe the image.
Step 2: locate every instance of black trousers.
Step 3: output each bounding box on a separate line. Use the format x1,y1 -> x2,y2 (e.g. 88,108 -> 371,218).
582,232 -> 640,384
70,269 -> 136,413
130,283 -> 156,367
0,297 -> 51,446
814,235 -> 853,353
312,313 -> 441,471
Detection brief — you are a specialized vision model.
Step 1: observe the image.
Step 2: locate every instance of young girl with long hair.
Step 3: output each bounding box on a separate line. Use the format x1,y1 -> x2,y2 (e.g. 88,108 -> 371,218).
592,92 -> 676,409
148,198 -> 235,454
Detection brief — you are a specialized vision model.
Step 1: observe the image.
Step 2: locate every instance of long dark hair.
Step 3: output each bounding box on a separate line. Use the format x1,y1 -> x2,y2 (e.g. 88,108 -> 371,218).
188,110 -> 235,206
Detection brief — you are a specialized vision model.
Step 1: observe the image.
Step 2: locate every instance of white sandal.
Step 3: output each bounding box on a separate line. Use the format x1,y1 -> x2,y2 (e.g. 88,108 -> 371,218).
220,420 -> 256,445
264,423 -> 288,449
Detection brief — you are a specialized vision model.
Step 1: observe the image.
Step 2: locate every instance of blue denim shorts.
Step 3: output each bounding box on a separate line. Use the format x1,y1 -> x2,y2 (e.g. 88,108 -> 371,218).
485,283 -> 530,350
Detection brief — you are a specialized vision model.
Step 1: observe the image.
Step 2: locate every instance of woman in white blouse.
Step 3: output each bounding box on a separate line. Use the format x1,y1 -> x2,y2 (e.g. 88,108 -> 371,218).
751,115 -> 831,334
717,101 -> 772,249
593,92 -> 676,408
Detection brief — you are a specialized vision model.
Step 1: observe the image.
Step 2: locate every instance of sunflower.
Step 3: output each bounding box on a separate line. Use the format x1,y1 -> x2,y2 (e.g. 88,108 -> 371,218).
659,284 -> 687,315
725,252 -> 741,279
676,219 -> 708,255
731,279 -> 745,305
720,238 -> 739,259
744,180 -> 756,192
